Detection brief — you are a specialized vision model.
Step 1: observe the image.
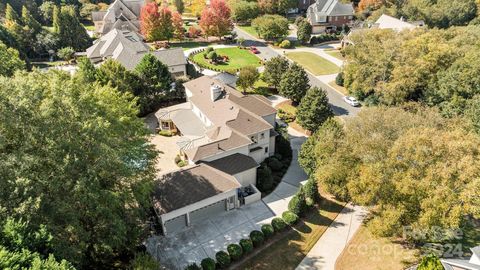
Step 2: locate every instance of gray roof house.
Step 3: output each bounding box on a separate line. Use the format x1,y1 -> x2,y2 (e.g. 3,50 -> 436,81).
92,0 -> 144,35
86,29 -> 187,76
306,0 -> 354,33
152,76 -> 277,235
441,246 -> 480,270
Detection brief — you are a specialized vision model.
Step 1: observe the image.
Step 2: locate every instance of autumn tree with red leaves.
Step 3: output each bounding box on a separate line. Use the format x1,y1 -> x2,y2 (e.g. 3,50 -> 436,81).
358,0 -> 384,12
172,11 -> 184,40
140,2 -> 175,42
199,0 -> 233,39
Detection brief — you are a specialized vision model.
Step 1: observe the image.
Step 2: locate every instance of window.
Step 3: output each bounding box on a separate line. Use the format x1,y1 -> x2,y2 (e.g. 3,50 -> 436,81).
260,133 -> 265,139
161,121 -> 170,129
265,147 -> 268,153
250,136 -> 257,143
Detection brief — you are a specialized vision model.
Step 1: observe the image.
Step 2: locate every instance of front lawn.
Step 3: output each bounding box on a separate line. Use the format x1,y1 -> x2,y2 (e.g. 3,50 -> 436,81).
325,49 -> 345,60
275,100 -> 308,134
190,47 -> 261,73
238,25 -> 259,38
285,52 -> 340,75
170,41 -> 212,50
238,196 -> 346,270
238,79 -> 276,96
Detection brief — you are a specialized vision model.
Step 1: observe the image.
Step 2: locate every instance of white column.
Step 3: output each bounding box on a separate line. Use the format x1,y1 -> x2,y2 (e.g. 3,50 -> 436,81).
186,213 -> 191,227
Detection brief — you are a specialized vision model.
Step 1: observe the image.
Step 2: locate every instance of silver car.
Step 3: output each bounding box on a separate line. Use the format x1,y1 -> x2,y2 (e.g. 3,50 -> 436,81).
343,96 -> 360,107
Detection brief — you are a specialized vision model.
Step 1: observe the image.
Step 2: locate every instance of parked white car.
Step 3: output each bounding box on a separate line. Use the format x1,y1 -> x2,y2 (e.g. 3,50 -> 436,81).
343,96 -> 360,107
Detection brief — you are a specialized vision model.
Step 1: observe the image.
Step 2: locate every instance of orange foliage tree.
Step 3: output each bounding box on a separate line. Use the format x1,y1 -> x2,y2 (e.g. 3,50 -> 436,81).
199,0 -> 233,39
358,0 -> 384,12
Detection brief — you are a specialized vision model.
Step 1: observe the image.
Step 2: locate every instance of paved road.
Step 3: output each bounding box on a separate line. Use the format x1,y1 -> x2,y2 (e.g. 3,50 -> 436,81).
235,27 -> 360,118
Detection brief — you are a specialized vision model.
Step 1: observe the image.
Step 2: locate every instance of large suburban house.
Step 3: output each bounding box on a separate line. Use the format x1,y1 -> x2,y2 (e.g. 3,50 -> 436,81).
441,245 -> 480,270
92,0 -> 144,35
151,76 -> 278,234
86,28 -> 187,76
306,0 -> 355,34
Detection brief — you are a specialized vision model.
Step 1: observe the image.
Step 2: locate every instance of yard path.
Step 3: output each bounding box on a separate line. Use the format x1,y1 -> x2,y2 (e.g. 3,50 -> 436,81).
296,203 -> 368,270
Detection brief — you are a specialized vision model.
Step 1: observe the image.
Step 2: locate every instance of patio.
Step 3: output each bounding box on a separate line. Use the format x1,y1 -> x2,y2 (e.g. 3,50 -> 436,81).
145,200 -> 275,269
150,134 -> 183,174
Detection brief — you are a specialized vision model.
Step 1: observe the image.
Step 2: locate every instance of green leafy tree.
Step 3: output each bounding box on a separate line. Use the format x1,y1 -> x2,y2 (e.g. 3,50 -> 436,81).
0,41 -> 25,76
237,66 -> 259,94
279,62 -> 310,103
296,18 -> 312,44
277,0 -> 296,15
96,59 -> 140,95
252,14 -> 289,41
21,5 -> 42,34
0,70 -> 158,267
263,56 -> 289,89
296,87 -> 333,132
230,1 -> 259,23
56,46 -> 75,61
134,54 -> 174,115
53,5 -> 91,50
75,57 -> 97,83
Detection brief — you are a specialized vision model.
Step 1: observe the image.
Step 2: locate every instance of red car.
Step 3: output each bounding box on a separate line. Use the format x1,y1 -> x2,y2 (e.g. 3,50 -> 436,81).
249,47 -> 260,54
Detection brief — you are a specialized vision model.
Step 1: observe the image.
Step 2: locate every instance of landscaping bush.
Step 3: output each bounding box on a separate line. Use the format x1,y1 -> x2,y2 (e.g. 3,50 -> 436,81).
185,263 -> 202,270
256,165 -> 274,192
215,251 -> 231,269
271,217 -> 287,232
158,130 -> 173,137
336,72 -> 344,87
227,243 -> 243,261
249,230 -> 265,247
303,178 -> 321,207
207,51 -> 217,60
277,109 -> 296,123
282,210 -> 299,225
205,47 -> 214,53
239,238 -> 253,253
279,39 -> 291,48
261,224 -> 274,239
288,191 -> 307,216
201,258 -> 216,270
177,160 -> 188,167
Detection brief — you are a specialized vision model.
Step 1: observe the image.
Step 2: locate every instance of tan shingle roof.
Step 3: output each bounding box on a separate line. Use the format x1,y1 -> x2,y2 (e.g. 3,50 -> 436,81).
152,164 -> 240,214
185,130 -> 251,162
202,153 -> 259,175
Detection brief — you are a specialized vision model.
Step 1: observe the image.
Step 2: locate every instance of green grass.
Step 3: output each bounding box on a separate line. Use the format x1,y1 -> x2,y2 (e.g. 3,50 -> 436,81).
238,25 -> 259,38
191,47 -> 261,72
239,197 -> 346,270
239,79 -> 276,96
286,52 -> 340,75
277,101 -> 297,116
170,41 -> 212,51
82,24 -> 95,31
325,50 -> 345,60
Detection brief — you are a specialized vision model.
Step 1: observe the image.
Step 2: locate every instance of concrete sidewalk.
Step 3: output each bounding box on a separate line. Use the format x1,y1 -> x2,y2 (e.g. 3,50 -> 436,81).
296,203 -> 368,270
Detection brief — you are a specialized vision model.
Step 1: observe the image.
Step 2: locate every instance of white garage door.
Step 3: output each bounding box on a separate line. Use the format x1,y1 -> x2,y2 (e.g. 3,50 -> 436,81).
164,214 -> 187,234
189,200 -> 226,224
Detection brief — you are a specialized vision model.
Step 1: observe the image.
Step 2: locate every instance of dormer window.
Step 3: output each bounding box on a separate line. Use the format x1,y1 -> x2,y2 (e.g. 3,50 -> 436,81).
260,133 -> 265,139
250,136 -> 257,143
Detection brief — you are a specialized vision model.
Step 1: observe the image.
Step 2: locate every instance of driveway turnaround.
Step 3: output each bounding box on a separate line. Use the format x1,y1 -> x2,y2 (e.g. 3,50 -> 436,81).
296,203 -> 368,270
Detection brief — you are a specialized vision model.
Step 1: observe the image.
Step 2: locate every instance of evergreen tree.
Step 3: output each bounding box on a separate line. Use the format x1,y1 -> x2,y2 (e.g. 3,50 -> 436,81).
4,4 -> 21,28
96,59 -> 140,95
54,5 -> 91,51
174,0 -> 184,13
279,62 -> 310,103
52,5 -> 60,33
76,57 -> 97,83
21,5 -> 42,34
263,56 -> 289,89
296,87 -> 333,132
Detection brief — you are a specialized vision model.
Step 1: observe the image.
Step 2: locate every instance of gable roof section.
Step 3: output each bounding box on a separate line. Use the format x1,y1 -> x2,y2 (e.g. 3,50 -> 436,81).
309,0 -> 354,17
228,94 -> 276,117
152,164 -> 240,215
374,14 -> 417,31
226,109 -> 272,136
202,153 -> 259,175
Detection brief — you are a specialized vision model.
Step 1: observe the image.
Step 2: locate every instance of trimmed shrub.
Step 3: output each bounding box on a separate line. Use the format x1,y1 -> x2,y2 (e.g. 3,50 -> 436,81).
288,191 -> 307,216
201,258 -> 216,270
279,39 -> 291,48
261,224 -> 274,239
185,263 -> 202,270
227,243 -> 243,261
158,130 -> 173,137
215,251 -> 231,269
267,157 -> 284,171
249,230 -> 265,247
336,72 -> 344,86
303,179 -> 321,207
282,210 -> 299,225
177,160 -> 188,167
207,51 -> 217,60
239,238 -> 253,253
256,165 -> 274,192
205,47 -> 214,53
271,217 -> 287,232
277,109 -> 296,123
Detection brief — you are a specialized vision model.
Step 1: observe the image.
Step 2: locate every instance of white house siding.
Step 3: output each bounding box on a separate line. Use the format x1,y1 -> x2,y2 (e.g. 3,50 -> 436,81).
269,136 -> 276,156
248,129 -> 271,163
233,168 -> 257,187
201,145 -> 250,162
191,103 -> 213,127
169,64 -> 187,77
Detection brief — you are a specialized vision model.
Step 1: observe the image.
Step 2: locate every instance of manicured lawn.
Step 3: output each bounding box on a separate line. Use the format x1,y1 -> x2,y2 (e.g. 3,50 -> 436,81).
239,79 -> 276,96
335,226 -> 419,270
238,25 -> 259,38
277,100 -> 297,116
170,41 -> 212,50
328,81 -> 348,95
191,47 -> 261,72
82,24 -> 95,31
285,52 -> 340,75
325,49 -> 345,60
239,197 -> 346,270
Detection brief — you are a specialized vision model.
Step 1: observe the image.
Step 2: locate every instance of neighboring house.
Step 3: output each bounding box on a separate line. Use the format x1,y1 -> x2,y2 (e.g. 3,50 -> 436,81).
86,29 -> 187,76
306,0 -> 354,34
152,76 -> 278,234
441,245 -> 480,270
92,0 -> 144,35
341,14 -> 424,46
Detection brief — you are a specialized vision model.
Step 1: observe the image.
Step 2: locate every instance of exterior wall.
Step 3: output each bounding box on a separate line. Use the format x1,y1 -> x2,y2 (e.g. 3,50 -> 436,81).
233,167 -> 257,187
312,25 -> 326,34
248,129 -> 271,163
191,103 -> 213,127
169,64 -> 187,77
201,145 -> 250,162
244,184 -> 261,205
328,15 -> 353,27
160,188 -> 237,222
269,135 -> 276,156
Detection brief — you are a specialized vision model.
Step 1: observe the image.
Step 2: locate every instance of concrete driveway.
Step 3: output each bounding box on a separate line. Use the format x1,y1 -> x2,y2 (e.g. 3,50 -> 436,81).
145,201 -> 274,269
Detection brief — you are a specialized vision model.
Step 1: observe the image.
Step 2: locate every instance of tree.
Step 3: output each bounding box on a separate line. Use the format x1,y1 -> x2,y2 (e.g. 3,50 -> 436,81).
358,0 -> 384,12
96,59 -> 141,96
230,1 -> 259,23
172,11 -> 184,40
4,4 -> 21,28
191,0 -> 206,17
174,0 -> 184,13
279,62 -> 310,103
140,3 -> 174,42
57,47 -> 75,61
263,56 -> 290,89
296,87 -> 333,132
53,5 -> 91,50
0,41 -> 25,77
277,0 -> 296,15
134,54 -> 174,114
252,14 -> 289,41
237,66 -> 259,94
199,0 -> 233,39
296,18 -> 312,44
0,70 -> 158,267
258,0 -> 276,14
76,57 -> 97,83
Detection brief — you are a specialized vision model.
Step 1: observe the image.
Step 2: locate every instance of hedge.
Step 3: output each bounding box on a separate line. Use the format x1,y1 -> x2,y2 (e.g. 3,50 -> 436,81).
271,217 -> 287,232
303,179 -> 321,207
239,238 -> 253,253
227,243 -> 243,261
249,230 -> 265,247
201,258 -> 216,270
215,251 -> 231,269
288,191 -> 307,216
185,263 -> 202,270
282,210 -> 299,225
267,157 -> 284,171
279,39 -> 291,48
261,224 -> 275,239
